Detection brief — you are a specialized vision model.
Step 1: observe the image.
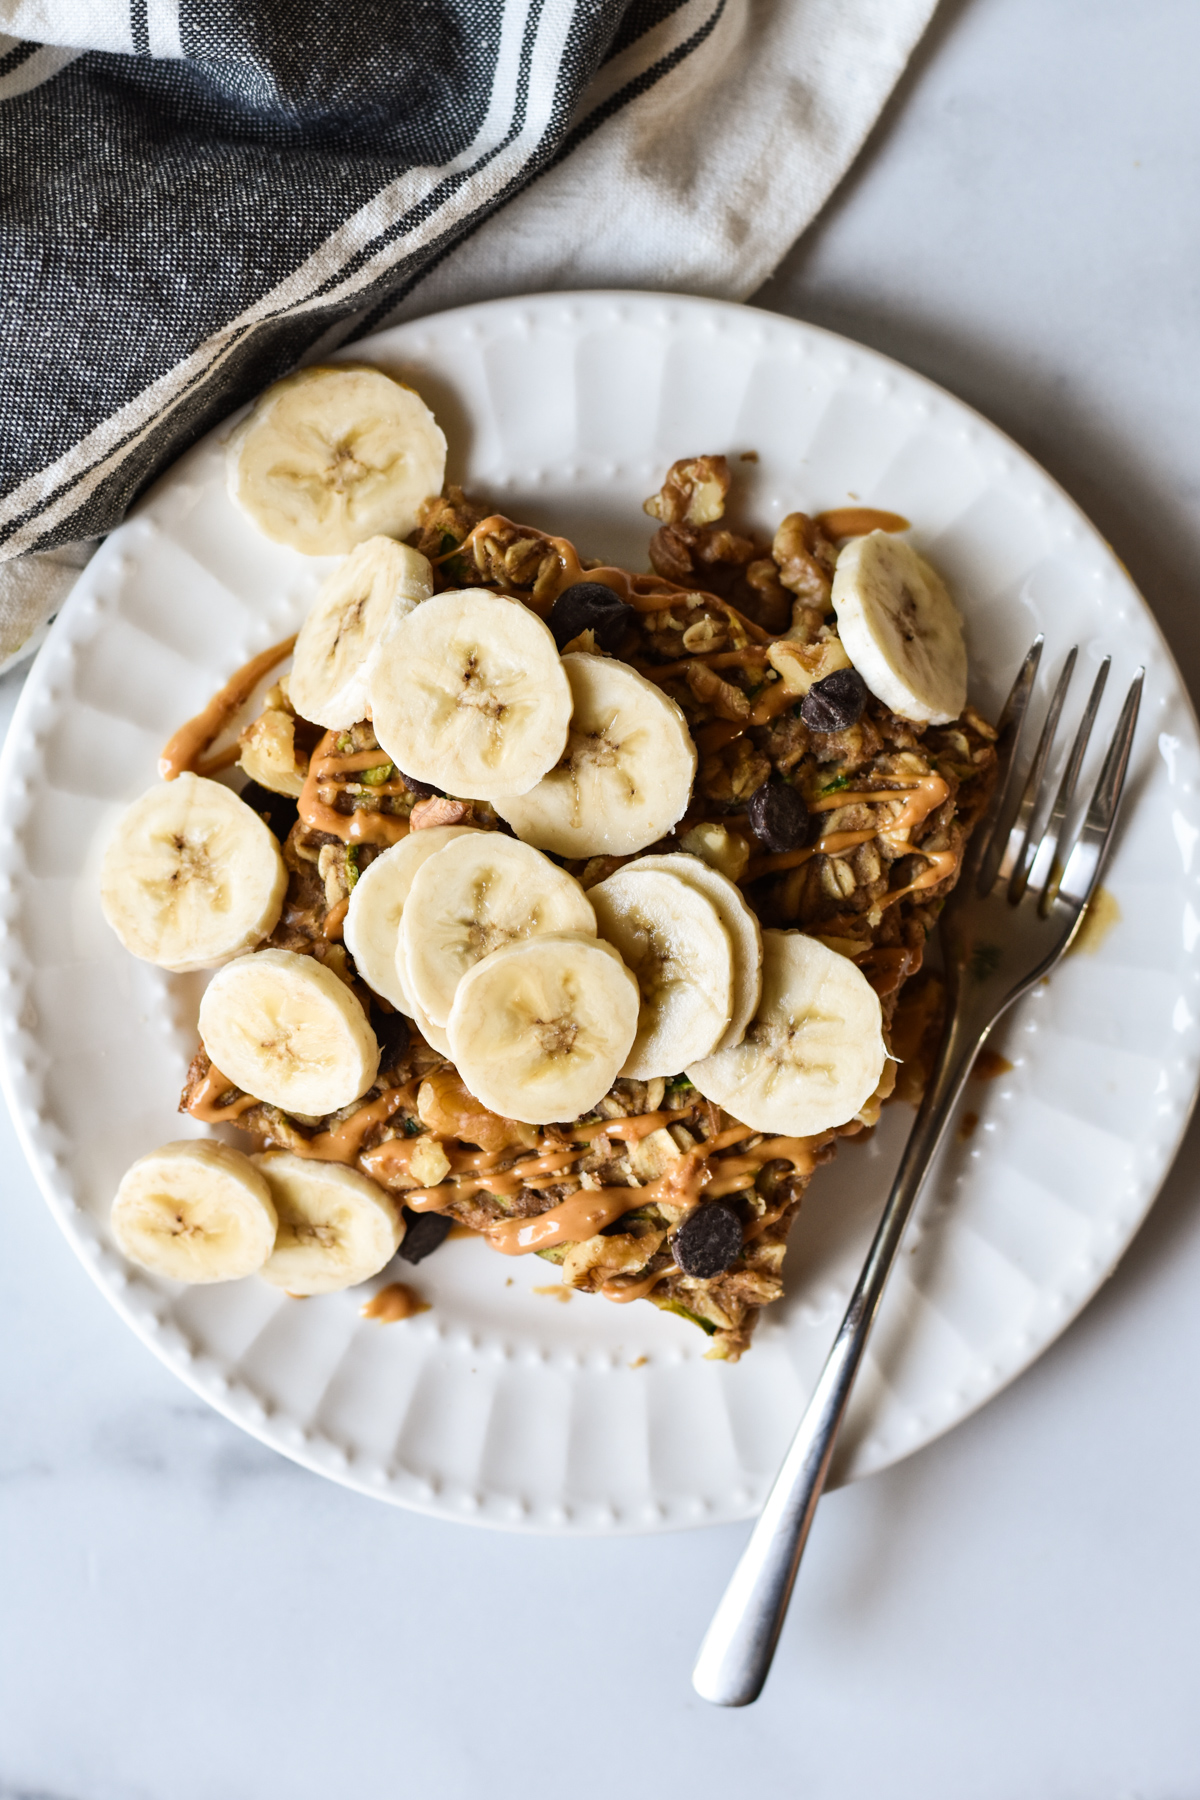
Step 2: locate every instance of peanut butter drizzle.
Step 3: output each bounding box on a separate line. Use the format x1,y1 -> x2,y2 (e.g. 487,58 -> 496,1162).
187,1062 -> 259,1123
361,1282 -> 428,1323
286,1083 -> 419,1164
487,1186 -> 645,1255
627,575 -> 773,646
569,1110 -> 685,1144
704,1134 -> 818,1196
602,1133 -> 821,1298
369,1106 -> 689,1207
457,516 -> 772,643
393,1140 -> 596,1209
298,730 -> 411,846
460,514 -> 621,617
380,1108 -> 693,1216
636,646 -> 771,684
359,1133 -> 433,1187
601,1267 -> 670,1303
318,748 -> 409,797
815,507 -> 909,540
363,1099 -> 822,1295
882,848 -> 958,905
158,634 -> 297,781
744,774 -> 951,882
486,1125 -> 812,1257
696,674 -> 800,756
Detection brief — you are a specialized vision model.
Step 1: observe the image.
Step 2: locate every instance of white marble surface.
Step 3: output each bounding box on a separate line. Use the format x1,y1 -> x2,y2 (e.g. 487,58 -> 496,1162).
3,0 -> 1200,1793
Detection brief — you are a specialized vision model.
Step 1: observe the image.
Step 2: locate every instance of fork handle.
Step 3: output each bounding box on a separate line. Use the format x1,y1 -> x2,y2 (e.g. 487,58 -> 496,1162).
692,1011 -> 983,1707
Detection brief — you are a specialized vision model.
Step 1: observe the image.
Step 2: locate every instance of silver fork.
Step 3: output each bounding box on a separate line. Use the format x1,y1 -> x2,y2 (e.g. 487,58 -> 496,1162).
692,640 -> 1144,1708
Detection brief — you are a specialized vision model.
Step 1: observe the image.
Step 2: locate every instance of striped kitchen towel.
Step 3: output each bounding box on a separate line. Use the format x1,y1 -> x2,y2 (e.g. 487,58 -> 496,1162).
0,0 -> 937,666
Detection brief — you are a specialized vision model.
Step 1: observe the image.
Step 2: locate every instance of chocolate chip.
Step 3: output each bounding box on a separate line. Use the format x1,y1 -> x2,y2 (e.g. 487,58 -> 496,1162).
747,777 -> 811,853
671,1201 -> 743,1279
397,770 -> 440,798
799,667 -> 868,733
239,780 -> 298,845
399,1208 -> 453,1264
548,582 -> 636,653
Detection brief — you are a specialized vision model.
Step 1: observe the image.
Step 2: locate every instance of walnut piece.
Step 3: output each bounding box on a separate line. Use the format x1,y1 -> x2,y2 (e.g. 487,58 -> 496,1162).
771,512 -> 838,606
766,634 -> 851,696
417,1070 -> 537,1154
643,455 -> 731,528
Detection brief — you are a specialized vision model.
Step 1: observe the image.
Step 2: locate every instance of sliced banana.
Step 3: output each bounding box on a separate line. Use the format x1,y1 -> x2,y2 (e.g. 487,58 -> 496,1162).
402,833 -> 595,1028
447,933 -> 640,1124
100,773 -> 287,972
831,532 -> 967,724
493,653 -> 696,856
408,984 -> 452,1058
198,947 -> 380,1115
289,537 -> 434,730
687,930 -> 886,1136
629,854 -> 762,1052
343,824 -> 478,1012
226,365 -> 447,555
111,1139 -> 278,1284
253,1153 -> 402,1295
370,589 -> 571,801
588,867 -> 734,1078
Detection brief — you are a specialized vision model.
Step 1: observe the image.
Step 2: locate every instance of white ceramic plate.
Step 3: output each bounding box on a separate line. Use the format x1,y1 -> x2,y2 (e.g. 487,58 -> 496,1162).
2,293 -> 1197,1534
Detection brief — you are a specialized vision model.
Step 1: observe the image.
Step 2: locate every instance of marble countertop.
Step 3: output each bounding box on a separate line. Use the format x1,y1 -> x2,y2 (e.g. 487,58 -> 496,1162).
4,1 -> 1200,1794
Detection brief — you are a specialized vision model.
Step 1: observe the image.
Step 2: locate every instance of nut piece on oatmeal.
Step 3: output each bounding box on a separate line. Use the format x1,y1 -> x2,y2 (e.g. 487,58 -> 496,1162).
677,821 -> 750,883
767,635 -> 852,697
771,511 -> 838,605
643,455 -> 731,528
239,707 -> 308,796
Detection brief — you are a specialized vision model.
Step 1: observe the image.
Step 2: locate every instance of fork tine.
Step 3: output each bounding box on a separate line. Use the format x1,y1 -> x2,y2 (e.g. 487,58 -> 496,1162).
1002,648 -> 1078,902
1056,669 -> 1144,915
973,637 -> 1044,895
1030,656 -> 1111,914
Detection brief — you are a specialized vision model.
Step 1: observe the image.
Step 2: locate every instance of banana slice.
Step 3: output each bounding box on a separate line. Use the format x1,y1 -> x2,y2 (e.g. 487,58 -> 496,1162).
253,1153 -> 402,1295
409,987 -> 452,1058
111,1139 -> 278,1284
628,854 -> 762,1052
493,653 -> 696,856
226,365 -> 447,555
289,537 -> 434,729
588,867 -> 734,1078
831,532 -> 967,724
402,833 -> 595,1028
343,824 -> 478,1012
447,933 -> 640,1124
198,947 -> 380,1114
370,590 -> 571,801
100,773 -> 287,972
687,930 -> 886,1135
